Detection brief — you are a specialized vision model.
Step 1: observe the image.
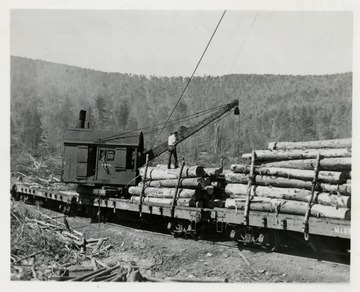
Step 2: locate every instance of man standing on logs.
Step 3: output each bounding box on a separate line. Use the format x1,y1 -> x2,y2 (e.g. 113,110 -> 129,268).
168,131 -> 179,169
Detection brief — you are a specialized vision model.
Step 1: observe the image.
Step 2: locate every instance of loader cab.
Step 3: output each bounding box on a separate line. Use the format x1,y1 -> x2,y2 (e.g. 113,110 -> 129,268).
61,111 -> 144,187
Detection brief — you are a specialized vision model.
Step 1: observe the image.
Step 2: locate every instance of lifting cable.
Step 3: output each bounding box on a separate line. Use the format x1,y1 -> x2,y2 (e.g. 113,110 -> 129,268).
151,10 -> 227,149
211,11 -> 247,74
101,103 -> 227,141
229,11 -> 259,73
227,12 -> 258,158
130,106 -> 229,139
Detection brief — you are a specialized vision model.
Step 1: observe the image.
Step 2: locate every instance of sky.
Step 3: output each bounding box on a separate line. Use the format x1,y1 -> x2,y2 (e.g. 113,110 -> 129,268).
10,9 -> 353,76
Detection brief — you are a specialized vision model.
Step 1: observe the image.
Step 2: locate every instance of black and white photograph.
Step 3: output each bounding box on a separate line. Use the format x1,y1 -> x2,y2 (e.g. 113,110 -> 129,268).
2,0 -> 359,289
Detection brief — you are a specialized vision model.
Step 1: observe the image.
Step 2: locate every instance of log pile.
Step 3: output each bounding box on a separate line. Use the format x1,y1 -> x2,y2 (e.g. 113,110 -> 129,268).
225,138 -> 351,220
129,165 -> 224,208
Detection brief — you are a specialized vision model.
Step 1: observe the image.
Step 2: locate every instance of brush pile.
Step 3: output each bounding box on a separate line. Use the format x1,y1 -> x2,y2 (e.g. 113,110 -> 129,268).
11,202 -> 227,282
128,164 -> 224,208
10,203 -> 113,281
224,138 -> 351,220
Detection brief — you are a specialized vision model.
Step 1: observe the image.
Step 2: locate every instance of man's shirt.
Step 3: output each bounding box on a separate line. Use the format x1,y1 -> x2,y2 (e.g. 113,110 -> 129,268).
168,134 -> 176,146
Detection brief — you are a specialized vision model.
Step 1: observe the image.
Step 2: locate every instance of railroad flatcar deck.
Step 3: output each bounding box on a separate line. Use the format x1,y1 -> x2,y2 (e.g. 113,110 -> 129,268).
12,183 -> 350,241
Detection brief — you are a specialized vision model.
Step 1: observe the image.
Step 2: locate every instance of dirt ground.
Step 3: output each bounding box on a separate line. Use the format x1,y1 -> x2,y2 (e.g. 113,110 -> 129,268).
11,202 -> 350,283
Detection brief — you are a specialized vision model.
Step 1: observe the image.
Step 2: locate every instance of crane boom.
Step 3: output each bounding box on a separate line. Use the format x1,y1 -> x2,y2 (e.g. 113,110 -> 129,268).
137,99 -> 239,166
62,99 -> 239,187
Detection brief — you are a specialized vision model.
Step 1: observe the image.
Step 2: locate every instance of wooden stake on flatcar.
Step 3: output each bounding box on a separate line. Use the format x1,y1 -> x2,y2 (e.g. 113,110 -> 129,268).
139,154 -> 149,218
303,153 -> 322,241
244,151 -> 256,226
171,157 -> 186,219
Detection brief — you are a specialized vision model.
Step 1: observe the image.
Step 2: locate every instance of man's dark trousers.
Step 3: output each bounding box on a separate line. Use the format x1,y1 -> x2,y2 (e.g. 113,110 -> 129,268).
168,147 -> 178,169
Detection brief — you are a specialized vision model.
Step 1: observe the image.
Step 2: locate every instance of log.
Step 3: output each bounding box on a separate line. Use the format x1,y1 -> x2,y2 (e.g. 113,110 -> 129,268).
224,195 -> 273,203
224,172 -> 248,183
62,231 -> 81,241
95,259 -> 109,269
242,148 -> 351,161
109,271 -> 128,282
260,157 -> 352,171
320,183 -> 351,196
86,237 -> 109,244
144,275 -> 228,283
226,184 -> 306,200
34,211 -> 66,227
64,265 -> 94,272
30,219 -> 62,230
91,258 -> 98,271
55,232 -> 73,245
139,177 -> 210,189
130,196 -> 198,207
230,164 -> 346,184
139,166 -> 204,179
93,273 -> 117,282
128,186 -> 197,198
168,165 -> 205,177
225,184 -> 350,208
99,244 -> 113,252
225,173 -> 351,195
80,264 -> 120,282
268,138 -> 352,150
166,277 -> 228,283
53,276 -> 75,281
13,249 -> 47,264
204,167 -> 223,177
225,173 -> 314,190
69,268 -> 108,281
92,238 -> 107,254
316,193 -> 351,208
224,199 -> 350,220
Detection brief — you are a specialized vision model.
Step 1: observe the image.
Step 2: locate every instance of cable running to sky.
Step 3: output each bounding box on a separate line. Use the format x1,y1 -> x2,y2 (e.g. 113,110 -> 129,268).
229,11 -> 259,73
151,10 -> 227,148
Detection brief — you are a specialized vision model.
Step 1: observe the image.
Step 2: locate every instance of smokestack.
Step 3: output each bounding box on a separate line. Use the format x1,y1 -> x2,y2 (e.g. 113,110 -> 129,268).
77,110 -> 86,128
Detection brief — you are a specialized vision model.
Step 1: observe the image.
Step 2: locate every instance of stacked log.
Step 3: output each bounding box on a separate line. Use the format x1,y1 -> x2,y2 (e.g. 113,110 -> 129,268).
139,165 -> 205,180
225,138 -> 351,220
129,165 -> 213,207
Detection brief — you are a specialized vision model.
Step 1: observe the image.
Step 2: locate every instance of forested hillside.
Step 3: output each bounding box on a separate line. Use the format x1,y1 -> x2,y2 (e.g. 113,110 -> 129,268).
10,56 -> 352,172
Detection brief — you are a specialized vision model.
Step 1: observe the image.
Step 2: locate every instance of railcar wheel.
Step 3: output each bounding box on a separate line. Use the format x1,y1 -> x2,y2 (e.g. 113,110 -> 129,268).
225,223 -> 236,236
191,222 -> 206,240
231,226 -> 252,246
255,229 -> 280,252
171,222 -> 183,238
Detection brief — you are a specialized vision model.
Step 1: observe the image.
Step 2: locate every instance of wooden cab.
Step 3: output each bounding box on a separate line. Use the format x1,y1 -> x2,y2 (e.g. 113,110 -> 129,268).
62,128 -> 144,187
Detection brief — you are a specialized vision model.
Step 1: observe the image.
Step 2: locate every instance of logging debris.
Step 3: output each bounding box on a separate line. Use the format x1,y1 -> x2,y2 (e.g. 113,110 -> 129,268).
10,203 -> 113,281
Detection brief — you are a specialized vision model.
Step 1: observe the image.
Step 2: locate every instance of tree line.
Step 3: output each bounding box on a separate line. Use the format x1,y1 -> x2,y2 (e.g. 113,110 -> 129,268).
11,56 -> 352,169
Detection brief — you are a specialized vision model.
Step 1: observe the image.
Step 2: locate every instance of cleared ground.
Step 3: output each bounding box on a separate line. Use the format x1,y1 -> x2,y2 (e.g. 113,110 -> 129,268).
10,201 -> 350,283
